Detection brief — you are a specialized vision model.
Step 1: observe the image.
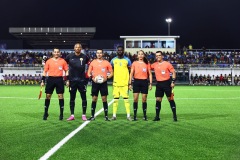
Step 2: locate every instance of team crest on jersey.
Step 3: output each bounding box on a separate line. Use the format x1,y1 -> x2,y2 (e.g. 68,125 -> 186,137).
59,66 -> 63,70
80,58 -> 83,65
142,68 -> 146,72
101,68 -> 105,72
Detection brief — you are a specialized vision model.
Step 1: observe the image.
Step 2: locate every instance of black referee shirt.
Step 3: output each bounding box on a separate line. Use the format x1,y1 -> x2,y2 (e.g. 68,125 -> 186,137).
65,53 -> 89,80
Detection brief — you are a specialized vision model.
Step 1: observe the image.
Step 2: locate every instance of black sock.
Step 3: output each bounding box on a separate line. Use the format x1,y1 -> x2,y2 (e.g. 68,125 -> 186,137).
169,100 -> 177,117
80,92 -> 87,114
103,102 -> 108,117
44,99 -> 50,114
133,102 -> 138,118
82,100 -> 87,115
59,99 -> 64,115
156,101 -> 161,118
70,100 -> 75,115
142,102 -> 147,117
91,101 -> 96,117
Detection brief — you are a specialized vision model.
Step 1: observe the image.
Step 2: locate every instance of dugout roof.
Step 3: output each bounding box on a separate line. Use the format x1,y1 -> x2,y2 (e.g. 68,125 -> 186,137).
9,27 -> 96,47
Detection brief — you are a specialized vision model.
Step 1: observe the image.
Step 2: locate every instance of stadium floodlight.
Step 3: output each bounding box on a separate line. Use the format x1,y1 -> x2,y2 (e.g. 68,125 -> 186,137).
165,18 -> 172,35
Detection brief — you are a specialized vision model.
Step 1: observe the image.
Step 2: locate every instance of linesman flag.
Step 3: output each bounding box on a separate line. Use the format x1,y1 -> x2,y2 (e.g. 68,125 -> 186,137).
170,88 -> 174,100
38,86 -> 43,100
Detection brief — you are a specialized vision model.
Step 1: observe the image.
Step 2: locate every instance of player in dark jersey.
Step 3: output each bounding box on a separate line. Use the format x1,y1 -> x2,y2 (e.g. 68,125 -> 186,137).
65,43 -> 90,121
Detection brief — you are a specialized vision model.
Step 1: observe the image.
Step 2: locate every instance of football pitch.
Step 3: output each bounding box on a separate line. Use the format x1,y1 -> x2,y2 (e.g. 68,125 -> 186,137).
0,85 -> 240,160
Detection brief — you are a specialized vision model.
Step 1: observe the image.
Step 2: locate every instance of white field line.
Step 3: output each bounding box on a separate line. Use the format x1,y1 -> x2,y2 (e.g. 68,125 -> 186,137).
39,99 -> 114,160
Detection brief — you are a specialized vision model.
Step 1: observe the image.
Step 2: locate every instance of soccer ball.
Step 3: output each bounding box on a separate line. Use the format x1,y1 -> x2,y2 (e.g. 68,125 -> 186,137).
94,75 -> 104,84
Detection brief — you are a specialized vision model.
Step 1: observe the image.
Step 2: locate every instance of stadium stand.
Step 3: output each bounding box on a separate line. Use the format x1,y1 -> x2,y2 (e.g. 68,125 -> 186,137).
1,49 -> 240,85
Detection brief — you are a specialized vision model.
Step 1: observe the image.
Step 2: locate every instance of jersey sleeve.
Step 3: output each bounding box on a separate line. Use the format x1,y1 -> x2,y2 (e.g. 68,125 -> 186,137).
150,63 -> 155,70
168,63 -> 175,73
131,62 -> 135,70
127,58 -> 132,67
88,61 -> 94,73
110,58 -> 114,66
107,62 -> 113,72
63,59 -> 68,71
65,54 -> 70,63
44,60 -> 50,72
147,63 -> 151,70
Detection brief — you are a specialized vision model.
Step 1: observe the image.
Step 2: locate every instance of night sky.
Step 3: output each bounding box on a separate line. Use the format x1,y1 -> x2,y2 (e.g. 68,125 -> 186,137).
1,0 -> 240,49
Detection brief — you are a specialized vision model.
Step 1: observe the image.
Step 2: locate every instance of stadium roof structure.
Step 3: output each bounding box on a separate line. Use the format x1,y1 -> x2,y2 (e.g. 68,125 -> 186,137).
9,27 -> 96,47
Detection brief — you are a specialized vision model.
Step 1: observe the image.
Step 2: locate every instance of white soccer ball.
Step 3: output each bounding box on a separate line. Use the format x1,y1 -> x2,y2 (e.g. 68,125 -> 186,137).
94,75 -> 104,84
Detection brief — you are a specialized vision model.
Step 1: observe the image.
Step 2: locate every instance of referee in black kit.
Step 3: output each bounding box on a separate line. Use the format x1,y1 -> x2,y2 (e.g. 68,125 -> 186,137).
65,43 -> 90,121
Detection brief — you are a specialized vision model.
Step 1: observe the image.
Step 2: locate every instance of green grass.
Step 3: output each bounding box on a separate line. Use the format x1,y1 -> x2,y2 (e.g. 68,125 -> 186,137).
1,85 -> 240,160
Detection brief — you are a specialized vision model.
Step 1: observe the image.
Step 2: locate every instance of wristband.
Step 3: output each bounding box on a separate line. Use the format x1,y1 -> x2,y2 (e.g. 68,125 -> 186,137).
41,76 -> 45,81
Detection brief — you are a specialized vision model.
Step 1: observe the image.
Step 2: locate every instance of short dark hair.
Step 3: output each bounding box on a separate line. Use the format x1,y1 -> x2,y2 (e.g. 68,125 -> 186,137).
74,43 -> 82,47
53,47 -> 60,51
156,51 -> 164,56
117,46 -> 124,50
96,49 -> 103,53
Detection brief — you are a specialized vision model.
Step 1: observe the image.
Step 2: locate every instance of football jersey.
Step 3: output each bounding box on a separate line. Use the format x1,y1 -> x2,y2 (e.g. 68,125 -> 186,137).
111,56 -> 131,86
65,53 -> 89,80
44,58 -> 68,77
131,61 -> 150,79
151,61 -> 175,81
88,59 -> 112,79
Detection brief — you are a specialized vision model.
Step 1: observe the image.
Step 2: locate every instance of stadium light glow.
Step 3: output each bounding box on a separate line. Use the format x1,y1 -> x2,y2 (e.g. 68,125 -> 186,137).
165,18 -> 172,35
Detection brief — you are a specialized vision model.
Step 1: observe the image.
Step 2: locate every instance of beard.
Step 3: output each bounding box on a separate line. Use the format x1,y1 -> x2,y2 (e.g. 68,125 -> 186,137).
117,52 -> 123,57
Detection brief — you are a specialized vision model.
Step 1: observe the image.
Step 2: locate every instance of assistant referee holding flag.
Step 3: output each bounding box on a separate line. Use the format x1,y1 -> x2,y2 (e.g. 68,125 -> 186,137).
41,48 -> 68,120
151,51 -> 177,121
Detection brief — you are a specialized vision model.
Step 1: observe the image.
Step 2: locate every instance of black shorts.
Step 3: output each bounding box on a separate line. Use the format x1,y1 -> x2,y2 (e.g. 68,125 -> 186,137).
69,79 -> 87,93
155,80 -> 172,97
91,81 -> 108,96
133,79 -> 148,94
45,77 -> 64,94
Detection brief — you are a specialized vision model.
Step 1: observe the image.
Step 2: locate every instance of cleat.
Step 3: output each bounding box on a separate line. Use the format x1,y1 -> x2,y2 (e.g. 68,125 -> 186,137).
111,116 -> 117,120
88,116 -> 95,121
127,116 -> 132,121
105,117 -> 110,121
59,114 -> 63,120
173,116 -> 178,122
43,113 -> 49,120
82,115 -> 87,121
67,115 -> 75,121
133,117 -> 138,121
153,117 -> 160,121
143,116 -> 148,121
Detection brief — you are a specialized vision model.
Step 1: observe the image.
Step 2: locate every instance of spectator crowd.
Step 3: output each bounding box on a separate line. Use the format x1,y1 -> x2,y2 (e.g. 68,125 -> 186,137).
1,49 -> 240,85
1,49 -> 240,66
